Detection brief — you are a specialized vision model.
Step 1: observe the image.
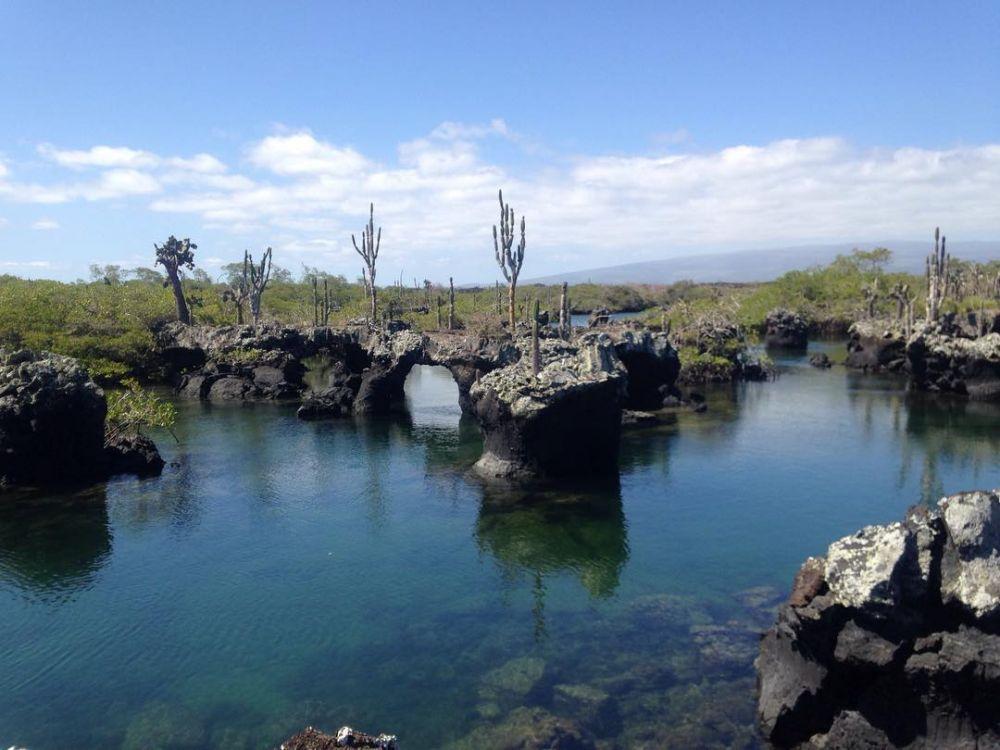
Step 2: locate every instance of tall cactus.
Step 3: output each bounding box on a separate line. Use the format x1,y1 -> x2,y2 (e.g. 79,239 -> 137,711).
448,277 -> 456,330
926,227 -> 949,322
352,203 -> 381,325
493,189 -> 526,329
862,277 -> 880,319
889,282 -> 910,322
245,247 -> 272,327
558,282 -> 569,340
531,299 -> 541,375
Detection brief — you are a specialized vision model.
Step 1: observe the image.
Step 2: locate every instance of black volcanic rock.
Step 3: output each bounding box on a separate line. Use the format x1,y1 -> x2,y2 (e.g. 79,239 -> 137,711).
756,490 -> 1000,748
764,309 -> 810,350
845,321 -> 907,372
469,333 -> 627,480
907,326 -> 1000,400
0,349 -> 164,487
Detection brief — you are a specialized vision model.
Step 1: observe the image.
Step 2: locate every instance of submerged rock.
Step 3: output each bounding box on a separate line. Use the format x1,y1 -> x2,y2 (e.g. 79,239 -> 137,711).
756,489 -> 1000,748
764,309 -> 810,350
445,707 -> 595,750
808,353 -> 832,369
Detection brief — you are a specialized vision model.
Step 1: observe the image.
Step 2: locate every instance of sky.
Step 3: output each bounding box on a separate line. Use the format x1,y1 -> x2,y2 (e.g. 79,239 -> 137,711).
0,0 -> 998,283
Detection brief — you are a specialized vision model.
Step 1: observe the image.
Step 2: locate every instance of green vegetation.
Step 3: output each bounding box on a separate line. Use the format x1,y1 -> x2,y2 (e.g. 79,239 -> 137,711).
105,379 -> 178,443
1,245 -> 996,384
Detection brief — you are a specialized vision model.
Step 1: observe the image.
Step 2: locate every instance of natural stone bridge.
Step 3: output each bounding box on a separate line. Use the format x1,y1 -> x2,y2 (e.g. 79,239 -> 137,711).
155,322 -> 680,479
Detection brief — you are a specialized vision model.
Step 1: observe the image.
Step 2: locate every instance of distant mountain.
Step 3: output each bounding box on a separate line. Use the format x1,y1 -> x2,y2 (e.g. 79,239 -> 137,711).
523,241 -> 1000,286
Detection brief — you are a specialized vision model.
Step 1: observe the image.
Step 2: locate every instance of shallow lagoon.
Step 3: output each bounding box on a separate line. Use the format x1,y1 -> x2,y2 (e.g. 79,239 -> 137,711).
3,343 -> 1000,749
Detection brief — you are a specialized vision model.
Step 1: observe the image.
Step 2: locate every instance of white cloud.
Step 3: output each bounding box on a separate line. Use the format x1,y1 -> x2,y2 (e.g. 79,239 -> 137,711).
0,217 -> 7,228
247,132 -> 369,176
167,153 -> 227,173
38,144 -> 160,170
3,123 -> 1000,279
32,218 -> 59,230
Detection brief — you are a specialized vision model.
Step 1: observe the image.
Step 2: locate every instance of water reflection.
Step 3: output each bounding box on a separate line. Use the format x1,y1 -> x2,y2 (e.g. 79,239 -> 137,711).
0,488 -> 112,602
475,482 -> 628,639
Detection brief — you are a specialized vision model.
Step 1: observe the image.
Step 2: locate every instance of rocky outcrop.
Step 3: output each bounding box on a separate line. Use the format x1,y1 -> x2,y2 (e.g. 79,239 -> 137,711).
756,490 -> 1000,748
845,321 -> 907,372
607,329 -> 680,410
278,726 -> 397,749
808,353 -> 832,369
156,323 -> 364,403
0,349 -> 164,487
765,309 -> 809,350
470,333 -> 627,479
907,328 -> 1000,401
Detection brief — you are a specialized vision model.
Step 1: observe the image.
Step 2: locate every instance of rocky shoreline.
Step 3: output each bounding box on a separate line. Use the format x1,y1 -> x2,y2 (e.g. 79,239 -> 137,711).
0,348 -> 164,489
757,489 -> 1000,748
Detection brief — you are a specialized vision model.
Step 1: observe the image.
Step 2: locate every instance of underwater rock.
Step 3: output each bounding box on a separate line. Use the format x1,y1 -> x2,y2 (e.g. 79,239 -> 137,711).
278,726 -> 397,749
765,309 -> 810,350
756,489 -> 1000,748
122,701 -> 206,750
551,683 -> 621,738
845,321 -> 907,372
470,333 -> 626,479
446,707 -> 596,750
478,656 -> 549,708
0,349 -> 164,487
907,327 -> 1000,400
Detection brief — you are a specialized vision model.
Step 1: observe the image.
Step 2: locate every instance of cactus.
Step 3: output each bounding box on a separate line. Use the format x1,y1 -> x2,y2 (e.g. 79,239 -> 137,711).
492,189 -> 526,329
558,282 -> 569,340
436,295 -> 443,329
531,299 -> 541,375
154,236 -> 197,325
448,277 -> 456,330
926,227 -> 949,322
889,282 -> 910,323
352,203 -> 381,325
495,280 -> 502,317
245,247 -> 273,327
862,277 -> 880,319
311,277 -> 333,326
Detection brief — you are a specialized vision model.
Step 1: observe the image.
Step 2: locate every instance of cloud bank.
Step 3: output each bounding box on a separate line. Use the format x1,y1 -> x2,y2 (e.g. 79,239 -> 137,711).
0,122 -> 997,277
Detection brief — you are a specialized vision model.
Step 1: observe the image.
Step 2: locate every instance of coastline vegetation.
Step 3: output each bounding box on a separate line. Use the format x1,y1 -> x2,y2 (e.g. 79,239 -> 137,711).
0,246 -> 996,384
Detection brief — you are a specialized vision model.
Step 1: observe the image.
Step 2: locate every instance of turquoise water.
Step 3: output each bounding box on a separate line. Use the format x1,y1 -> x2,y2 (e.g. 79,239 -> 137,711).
3,344 -> 1000,749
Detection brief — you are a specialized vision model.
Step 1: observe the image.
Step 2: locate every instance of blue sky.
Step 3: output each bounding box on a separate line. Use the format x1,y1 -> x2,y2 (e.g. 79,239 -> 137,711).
0,0 -> 998,281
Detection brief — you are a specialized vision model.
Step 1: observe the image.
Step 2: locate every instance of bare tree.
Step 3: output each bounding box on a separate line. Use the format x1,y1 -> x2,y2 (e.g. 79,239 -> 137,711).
352,203 -> 381,324
492,189 -> 526,329
154,236 -> 197,325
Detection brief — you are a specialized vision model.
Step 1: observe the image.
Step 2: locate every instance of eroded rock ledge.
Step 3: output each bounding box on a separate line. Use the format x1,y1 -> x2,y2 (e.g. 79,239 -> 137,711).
756,489 -> 1000,748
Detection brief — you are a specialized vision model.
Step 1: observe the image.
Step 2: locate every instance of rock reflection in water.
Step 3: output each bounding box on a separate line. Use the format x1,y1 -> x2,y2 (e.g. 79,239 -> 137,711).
0,487 -> 112,602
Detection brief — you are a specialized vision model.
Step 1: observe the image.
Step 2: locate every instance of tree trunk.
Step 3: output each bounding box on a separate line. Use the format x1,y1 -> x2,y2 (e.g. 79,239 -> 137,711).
507,282 -> 516,329
168,272 -> 191,325
370,283 -> 378,324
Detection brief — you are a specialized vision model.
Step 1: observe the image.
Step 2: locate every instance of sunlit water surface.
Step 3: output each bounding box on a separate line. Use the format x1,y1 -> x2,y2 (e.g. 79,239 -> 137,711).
2,343 -> 1000,749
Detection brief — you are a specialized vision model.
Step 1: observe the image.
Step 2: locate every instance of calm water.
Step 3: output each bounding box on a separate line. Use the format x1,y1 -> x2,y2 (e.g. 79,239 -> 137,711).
3,342 -> 1000,749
